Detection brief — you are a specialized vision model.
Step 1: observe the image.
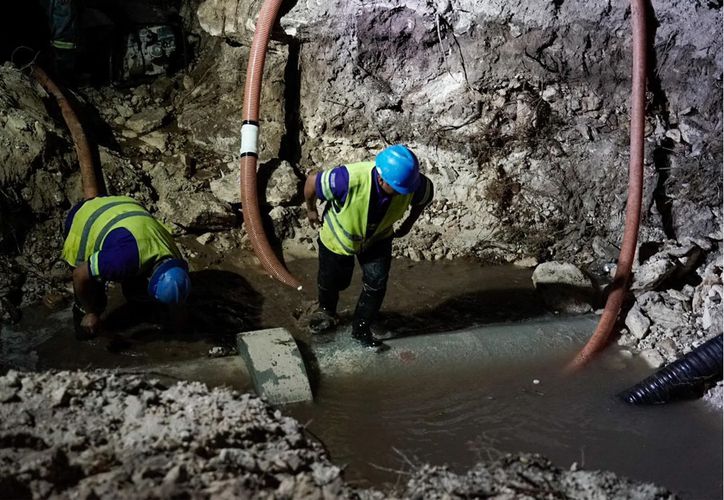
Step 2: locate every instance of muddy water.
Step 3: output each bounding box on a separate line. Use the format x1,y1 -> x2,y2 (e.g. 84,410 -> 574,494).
286,349 -> 723,499
3,253 -> 721,498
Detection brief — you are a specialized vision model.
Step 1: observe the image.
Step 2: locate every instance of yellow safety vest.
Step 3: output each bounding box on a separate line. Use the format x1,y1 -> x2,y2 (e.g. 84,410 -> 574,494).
62,196 -> 181,277
319,162 -> 412,256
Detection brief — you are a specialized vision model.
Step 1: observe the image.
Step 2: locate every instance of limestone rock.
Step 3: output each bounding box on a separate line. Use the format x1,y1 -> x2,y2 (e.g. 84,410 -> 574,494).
125,108 -> 168,134
263,161 -> 300,206
157,192 -> 236,231
532,262 -> 596,314
639,348 -> 666,369
532,261 -> 592,288
625,305 -> 651,340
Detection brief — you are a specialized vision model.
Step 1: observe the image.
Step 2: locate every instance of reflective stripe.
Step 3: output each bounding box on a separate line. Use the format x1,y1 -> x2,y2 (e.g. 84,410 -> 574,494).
51,40 -> 77,50
323,212 -> 355,254
75,200 -> 141,264
321,170 -> 334,201
89,253 -> 101,278
93,211 -> 154,254
325,209 -> 363,242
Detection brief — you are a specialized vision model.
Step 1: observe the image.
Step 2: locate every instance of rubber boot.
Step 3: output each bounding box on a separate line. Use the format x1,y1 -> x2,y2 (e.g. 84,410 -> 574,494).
351,320 -> 387,351
308,287 -> 339,334
351,289 -> 388,351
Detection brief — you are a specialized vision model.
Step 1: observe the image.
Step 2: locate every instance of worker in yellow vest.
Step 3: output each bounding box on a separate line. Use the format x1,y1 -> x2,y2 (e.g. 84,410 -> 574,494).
304,145 -> 434,350
62,196 -> 191,338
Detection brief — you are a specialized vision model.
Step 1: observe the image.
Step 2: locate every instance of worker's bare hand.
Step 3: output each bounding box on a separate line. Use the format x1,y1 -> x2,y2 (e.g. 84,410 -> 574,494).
307,208 -> 321,227
80,312 -> 102,336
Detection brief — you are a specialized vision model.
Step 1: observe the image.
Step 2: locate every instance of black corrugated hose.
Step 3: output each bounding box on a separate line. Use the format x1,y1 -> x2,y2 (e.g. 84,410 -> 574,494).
618,334 -> 723,405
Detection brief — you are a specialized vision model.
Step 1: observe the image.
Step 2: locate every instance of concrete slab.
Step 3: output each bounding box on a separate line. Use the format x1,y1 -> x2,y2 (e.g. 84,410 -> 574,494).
236,328 -> 313,405
310,315 -> 599,378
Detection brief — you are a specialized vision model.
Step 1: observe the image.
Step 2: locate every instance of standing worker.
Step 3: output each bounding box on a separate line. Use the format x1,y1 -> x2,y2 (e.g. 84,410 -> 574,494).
37,0 -> 80,84
304,145 -> 434,351
62,195 -> 191,338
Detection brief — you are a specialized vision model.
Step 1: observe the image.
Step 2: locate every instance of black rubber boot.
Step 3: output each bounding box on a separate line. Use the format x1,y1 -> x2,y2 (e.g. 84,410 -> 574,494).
308,307 -> 339,334
351,287 -> 388,351
352,322 -> 388,352
308,287 -> 340,334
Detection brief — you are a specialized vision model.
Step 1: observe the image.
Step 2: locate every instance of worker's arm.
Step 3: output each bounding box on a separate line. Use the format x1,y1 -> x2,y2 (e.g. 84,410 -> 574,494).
304,172 -> 321,227
72,262 -> 105,335
395,176 -> 434,238
394,204 -> 426,238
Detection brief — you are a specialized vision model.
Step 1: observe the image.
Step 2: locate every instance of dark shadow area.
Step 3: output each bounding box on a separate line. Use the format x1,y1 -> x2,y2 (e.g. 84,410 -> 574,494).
0,2 -> 48,64
377,288 -> 555,338
296,339 -> 322,396
103,269 -> 263,350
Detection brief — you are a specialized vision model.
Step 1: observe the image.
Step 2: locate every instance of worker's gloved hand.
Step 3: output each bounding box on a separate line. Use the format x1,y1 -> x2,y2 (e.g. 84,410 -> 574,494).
307,208 -> 321,227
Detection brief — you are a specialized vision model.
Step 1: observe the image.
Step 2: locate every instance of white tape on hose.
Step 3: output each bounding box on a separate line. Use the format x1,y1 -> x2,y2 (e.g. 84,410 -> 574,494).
240,123 -> 259,156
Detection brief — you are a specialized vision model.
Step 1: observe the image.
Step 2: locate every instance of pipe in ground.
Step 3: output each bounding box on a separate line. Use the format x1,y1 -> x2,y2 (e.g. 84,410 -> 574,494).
566,0 -> 648,372
31,65 -> 101,200
618,335 -> 723,404
239,0 -> 303,290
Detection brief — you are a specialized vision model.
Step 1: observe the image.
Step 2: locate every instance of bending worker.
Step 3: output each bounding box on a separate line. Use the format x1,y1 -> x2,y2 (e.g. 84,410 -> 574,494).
62,195 -> 191,338
304,144 -> 434,350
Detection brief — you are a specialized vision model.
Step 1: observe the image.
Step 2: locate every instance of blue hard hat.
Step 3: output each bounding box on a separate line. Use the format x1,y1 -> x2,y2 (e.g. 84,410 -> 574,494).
375,144 -> 421,195
148,258 -> 191,305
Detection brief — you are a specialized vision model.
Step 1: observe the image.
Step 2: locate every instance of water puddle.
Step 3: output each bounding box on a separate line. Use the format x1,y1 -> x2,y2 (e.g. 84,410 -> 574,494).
285,348 -> 723,499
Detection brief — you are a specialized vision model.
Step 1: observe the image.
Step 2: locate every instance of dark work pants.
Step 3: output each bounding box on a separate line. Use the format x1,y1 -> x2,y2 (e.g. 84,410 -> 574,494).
317,237 -> 392,330
38,0 -> 79,83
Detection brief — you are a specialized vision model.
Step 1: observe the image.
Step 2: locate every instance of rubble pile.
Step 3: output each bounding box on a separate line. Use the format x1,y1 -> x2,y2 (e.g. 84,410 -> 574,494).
0,370 -> 366,499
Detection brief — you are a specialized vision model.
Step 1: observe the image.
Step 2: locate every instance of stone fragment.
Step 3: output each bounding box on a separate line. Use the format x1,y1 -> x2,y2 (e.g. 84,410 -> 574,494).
125,108 -> 168,134
625,305 -> 651,339
639,348 -> 666,369
631,258 -> 677,292
139,131 -> 170,153
157,192 -> 236,231
51,386 -> 70,407
264,161 -> 300,206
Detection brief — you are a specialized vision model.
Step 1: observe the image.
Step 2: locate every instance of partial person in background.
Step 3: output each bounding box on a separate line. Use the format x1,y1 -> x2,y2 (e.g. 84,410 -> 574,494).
304,145 -> 434,351
37,0 -> 80,84
62,195 -> 191,339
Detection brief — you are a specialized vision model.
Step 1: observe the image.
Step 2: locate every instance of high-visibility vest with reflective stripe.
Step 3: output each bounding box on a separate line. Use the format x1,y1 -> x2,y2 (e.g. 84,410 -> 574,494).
319,162 -> 412,256
62,196 -> 182,276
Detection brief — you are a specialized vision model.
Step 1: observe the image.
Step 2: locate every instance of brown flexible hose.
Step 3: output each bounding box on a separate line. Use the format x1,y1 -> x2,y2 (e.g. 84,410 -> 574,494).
240,0 -> 303,290
566,0 -> 647,372
31,65 -> 101,200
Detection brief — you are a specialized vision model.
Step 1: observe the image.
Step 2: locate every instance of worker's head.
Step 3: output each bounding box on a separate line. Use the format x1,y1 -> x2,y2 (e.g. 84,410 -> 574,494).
375,144 -> 420,195
148,258 -> 191,305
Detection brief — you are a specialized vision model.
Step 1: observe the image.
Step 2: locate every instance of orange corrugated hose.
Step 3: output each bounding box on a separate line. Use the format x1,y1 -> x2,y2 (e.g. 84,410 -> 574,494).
566,0 -> 647,371
240,0 -> 303,290
31,65 -> 101,200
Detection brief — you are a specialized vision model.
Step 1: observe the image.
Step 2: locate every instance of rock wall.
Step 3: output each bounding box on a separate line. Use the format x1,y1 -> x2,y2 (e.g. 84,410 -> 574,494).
0,65 -> 76,320
278,0 -> 722,264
